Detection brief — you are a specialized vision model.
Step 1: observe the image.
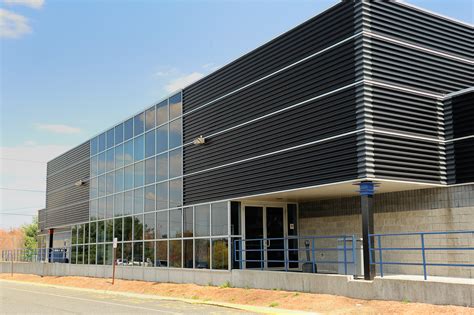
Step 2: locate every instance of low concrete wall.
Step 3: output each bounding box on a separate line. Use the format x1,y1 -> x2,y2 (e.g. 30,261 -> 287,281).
1,262 -> 472,307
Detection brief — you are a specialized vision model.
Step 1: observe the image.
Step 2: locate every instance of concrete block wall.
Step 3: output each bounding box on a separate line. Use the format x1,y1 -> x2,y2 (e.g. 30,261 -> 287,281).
299,185 -> 474,278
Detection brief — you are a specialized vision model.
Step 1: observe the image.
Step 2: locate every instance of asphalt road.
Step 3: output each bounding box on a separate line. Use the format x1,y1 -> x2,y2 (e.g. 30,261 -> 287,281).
0,280 -> 253,314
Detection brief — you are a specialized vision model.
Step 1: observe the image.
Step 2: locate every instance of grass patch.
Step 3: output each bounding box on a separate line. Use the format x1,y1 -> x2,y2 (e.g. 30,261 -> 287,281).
269,302 -> 279,308
219,281 -> 232,288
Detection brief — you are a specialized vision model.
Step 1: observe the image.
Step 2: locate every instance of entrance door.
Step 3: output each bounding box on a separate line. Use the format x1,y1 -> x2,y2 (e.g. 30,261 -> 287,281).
244,205 -> 285,269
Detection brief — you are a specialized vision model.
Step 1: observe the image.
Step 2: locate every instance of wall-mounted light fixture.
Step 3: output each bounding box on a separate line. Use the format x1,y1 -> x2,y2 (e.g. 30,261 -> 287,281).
74,180 -> 86,187
193,135 -> 206,145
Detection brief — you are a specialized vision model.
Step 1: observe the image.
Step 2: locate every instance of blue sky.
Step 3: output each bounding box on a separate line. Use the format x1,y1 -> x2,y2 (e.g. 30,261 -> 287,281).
1,0 -> 472,228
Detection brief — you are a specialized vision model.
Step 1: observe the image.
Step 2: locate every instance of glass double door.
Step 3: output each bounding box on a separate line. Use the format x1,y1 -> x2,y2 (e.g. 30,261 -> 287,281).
244,205 -> 285,269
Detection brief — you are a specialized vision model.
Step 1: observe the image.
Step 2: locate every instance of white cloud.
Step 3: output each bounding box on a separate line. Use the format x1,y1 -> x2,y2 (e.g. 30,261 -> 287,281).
3,0 -> 44,9
164,72 -> 204,93
35,124 -> 82,134
202,63 -> 220,71
0,8 -> 31,38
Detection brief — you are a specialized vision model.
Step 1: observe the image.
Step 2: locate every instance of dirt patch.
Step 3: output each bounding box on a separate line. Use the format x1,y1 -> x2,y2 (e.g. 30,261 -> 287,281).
0,274 -> 472,314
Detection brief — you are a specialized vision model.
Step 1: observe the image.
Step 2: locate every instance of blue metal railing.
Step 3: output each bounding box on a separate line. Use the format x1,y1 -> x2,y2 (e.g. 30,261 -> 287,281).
234,235 -> 358,275
369,230 -> 474,280
1,247 -> 69,263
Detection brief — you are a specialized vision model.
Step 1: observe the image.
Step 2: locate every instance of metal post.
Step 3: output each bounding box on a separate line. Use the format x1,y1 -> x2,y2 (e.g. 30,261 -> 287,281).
360,181 -> 376,280
10,251 -> 13,277
377,235 -> 384,277
311,238 -> 316,273
343,235 -> 347,275
421,234 -> 427,280
112,246 -> 116,285
260,240 -> 263,270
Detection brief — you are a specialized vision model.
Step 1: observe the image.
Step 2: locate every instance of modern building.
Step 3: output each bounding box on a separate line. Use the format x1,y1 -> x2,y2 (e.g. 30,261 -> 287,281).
38,0 -> 473,281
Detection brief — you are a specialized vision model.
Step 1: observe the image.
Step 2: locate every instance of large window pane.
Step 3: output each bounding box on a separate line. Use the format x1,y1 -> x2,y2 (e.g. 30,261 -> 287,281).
156,153 -> 168,182
90,200 -> 98,221
77,224 -> 84,244
90,155 -> 98,177
124,191 -> 133,216
71,246 -> 77,264
106,149 -> 114,172
144,241 -> 154,267
156,100 -> 168,126
98,132 -> 106,152
98,152 -> 106,175
115,168 -> 124,192
134,215 -> 144,241
212,239 -> 228,270
98,175 -> 106,197
123,216 -> 133,241
169,148 -> 182,178
124,117 -> 133,141
134,161 -> 144,188
90,177 -> 98,199
195,239 -> 210,269
89,244 -> 96,264
115,243 -> 122,264
114,193 -> 123,217
144,185 -> 155,212
145,157 -> 155,185
145,130 -> 155,158
134,135 -> 144,162
106,196 -> 113,219
211,202 -> 228,236
123,243 -> 132,265
155,241 -> 168,267
105,244 -> 113,265
77,245 -> 83,264
85,245 -> 89,264
134,188 -> 144,214
169,178 -> 182,208
90,137 -> 98,156
169,92 -> 182,119
156,211 -> 168,239
169,208 -> 182,238
133,242 -> 143,266
89,221 -> 97,243
124,165 -> 133,190
114,123 -> 124,145
169,119 -> 182,149
115,144 -> 124,169
98,198 -> 106,220
156,182 -> 168,210
114,218 -> 123,242
156,125 -> 168,154
98,221 -> 105,243
124,140 -> 133,166
97,244 -> 104,264
144,213 -> 155,240
134,112 -> 145,136
184,240 -> 193,268
145,106 -> 156,131
195,205 -> 210,237
84,223 -> 89,244
106,172 -> 114,195
169,240 -> 181,268
106,129 -> 114,149
183,207 -> 193,237
105,219 -> 113,242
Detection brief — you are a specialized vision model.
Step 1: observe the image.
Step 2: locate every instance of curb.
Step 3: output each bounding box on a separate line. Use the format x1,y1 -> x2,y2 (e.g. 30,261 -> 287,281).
0,278 -> 317,315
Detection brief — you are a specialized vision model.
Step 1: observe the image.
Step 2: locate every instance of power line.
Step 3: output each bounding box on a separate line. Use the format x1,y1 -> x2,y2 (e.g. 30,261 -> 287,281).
0,158 -> 46,164
0,188 -> 45,193
0,206 -> 42,213
0,213 -> 35,216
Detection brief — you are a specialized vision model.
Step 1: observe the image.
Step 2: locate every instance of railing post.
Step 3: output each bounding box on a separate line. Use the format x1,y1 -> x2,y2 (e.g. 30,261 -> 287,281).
284,237 -> 288,272
343,235 -> 347,275
377,235 -> 384,277
239,240 -> 243,270
260,239 -> 263,270
421,234 -> 427,280
351,235 -> 356,275
312,238 -> 316,273
359,181 -> 376,280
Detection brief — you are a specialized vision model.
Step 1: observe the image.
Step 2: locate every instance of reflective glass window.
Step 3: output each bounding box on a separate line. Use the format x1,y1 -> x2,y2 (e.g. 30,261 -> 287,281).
155,241 -> 168,267
134,188 -> 144,214
144,185 -> 155,212
98,221 -> 105,243
97,244 -> 104,264
156,211 -> 168,239
124,165 -> 133,191
124,118 -> 133,141
133,242 -> 144,265
85,245 -> 90,264
156,153 -> 168,182
90,155 -> 98,177
114,193 -> 123,217
156,182 -> 168,210
114,123 -> 124,145
98,198 -> 106,220
98,175 -> 106,197
84,223 -> 89,244
145,157 -> 155,185
169,208 -> 182,238
114,218 -> 123,241
169,240 -> 182,268
98,152 -> 106,175
77,245 -> 83,264
183,207 -> 193,237
90,222 -> 97,243
77,224 -> 84,244
106,149 -> 114,172
212,239 -> 228,270
124,191 -> 133,216
106,219 -> 113,242
134,112 -> 145,136
169,178 -> 182,208
106,172 -> 114,195
183,240 -> 193,268
156,125 -> 168,154
123,140 -> 133,166
195,205 -> 210,237
145,130 -> 155,158
134,161 -> 144,188
71,246 -> 77,264
123,216 -> 133,241
90,137 -> 98,156
144,212 -> 155,240
115,144 -> 124,169
169,148 -> 182,178
145,107 -> 156,131
211,202 -> 228,236
90,177 -> 98,199
134,215 -> 144,241
72,225 -> 77,244
134,135 -> 144,162
106,129 -> 114,149
89,200 -> 98,221
156,100 -> 168,126
106,196 -> 113,219
195,239 -> 210,269
169,92 -> 182,120
89,244 -> 96,264
98,132 -> 106,152
144,241 -> 154,266
105,244 -> 113,265
115,168 -> 124,193
169,119 -> 182,149
123,243 -> 132,265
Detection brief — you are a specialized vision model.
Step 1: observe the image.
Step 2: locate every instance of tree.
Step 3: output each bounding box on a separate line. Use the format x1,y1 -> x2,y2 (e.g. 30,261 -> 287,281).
22,216 -> 38,251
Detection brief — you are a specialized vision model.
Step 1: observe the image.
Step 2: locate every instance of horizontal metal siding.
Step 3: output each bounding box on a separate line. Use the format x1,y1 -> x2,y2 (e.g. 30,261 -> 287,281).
369,134 -> 445,183
367,86 -> 443,139
47,142 -> 89,175
47,159 -> 90,192
183,39 -> 361,143
46,201 -> 89,228
183,1 -> 357,112
369,39 -> 473,94
184,86 -> 361,174
38,209 -> 46,231
46,185 -> 89,210
368,1 -> 473,59
183,134 -> 359,205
